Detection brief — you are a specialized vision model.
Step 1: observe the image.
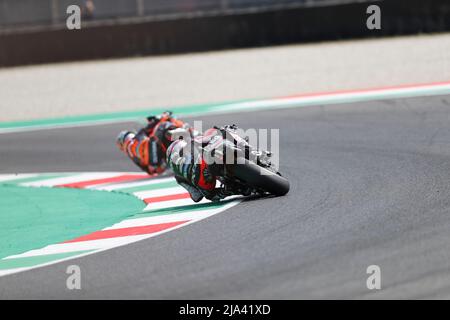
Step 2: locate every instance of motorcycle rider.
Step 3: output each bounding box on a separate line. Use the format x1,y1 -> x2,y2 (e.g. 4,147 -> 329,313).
116,112 -> 224,202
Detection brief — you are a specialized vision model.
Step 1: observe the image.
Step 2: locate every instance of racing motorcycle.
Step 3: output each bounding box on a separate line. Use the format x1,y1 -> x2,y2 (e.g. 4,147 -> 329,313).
200,124 -> 290,199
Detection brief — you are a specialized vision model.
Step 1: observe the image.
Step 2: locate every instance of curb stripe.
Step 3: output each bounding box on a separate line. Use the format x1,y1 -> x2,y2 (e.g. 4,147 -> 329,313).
1,81 -> 450,134
58,174 -> 150,189
212,84 -> 450,114
0,173 -> 240,276
5,200 -> 240,260
115,180 -> 180,193
143,193 -> 191,204
133,186 -> 187,199
64,221 -> 189,243
280,80 -> 450,100
104,207 -> 228,230
143,198 -> 209,211
4,234 -> 156,259
0,174 -> 39,183
133,200 -> 236,218
94,176 -> 175,191
21,172 -> 123,187
0,250 -> 93,270
2,173 -> 70,185
0,101 -> 232,134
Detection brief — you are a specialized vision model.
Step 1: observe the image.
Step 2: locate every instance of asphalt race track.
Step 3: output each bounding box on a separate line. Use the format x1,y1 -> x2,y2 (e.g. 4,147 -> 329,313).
2,94 -> 450,299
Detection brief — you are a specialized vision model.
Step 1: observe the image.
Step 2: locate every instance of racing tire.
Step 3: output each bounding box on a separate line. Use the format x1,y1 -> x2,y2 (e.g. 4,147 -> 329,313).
230,158 -> 290,196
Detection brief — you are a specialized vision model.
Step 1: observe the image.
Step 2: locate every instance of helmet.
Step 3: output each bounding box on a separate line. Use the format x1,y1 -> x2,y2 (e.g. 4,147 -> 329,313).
116,130 -> 135,151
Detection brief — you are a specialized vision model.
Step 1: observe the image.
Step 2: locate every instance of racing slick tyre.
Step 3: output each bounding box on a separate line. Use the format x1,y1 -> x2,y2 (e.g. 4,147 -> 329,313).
231,158 -> 290,196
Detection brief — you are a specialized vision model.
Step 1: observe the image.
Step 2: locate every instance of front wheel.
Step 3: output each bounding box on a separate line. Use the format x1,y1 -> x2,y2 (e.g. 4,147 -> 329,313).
229,159 -> 290,196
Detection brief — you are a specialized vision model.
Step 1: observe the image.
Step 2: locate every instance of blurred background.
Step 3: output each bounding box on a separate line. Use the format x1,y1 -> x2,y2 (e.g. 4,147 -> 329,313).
0,0 -> 370,28
0,0 -> 449,67
0,0 -> 449,122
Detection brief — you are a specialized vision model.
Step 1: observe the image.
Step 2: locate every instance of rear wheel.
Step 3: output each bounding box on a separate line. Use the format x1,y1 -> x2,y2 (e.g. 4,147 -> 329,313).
230,158 -> 290,196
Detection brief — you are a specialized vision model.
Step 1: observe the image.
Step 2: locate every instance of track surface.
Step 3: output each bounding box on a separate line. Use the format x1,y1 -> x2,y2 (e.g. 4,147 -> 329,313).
2,95 -> 450,299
